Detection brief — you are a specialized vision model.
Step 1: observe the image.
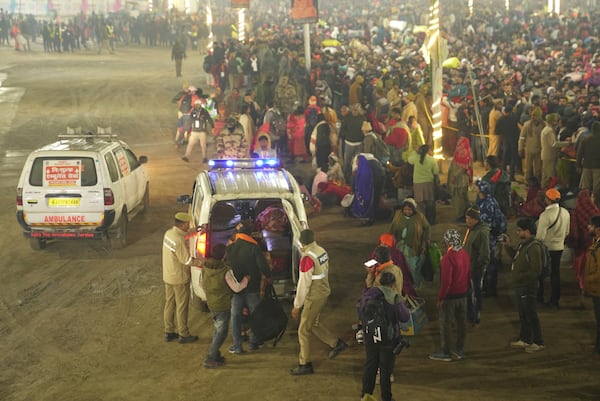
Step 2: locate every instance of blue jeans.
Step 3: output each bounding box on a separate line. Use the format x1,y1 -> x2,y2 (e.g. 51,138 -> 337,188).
231,292 -> 262,349
515,286 -> 543,345
207,310 -> 230,361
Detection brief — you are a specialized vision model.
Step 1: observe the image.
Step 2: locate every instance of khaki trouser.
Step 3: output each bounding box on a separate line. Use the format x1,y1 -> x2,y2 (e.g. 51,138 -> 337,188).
298,296 -> 337,365
184,130 -> 207,160
526,151 -> 542,181
541,156 -> 557,189
164,283 -> 191,337
487,134 -> 502,157
581,168 -> 600,201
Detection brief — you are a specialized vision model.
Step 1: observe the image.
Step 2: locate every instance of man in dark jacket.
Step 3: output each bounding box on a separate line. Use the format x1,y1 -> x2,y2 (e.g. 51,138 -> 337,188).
360,272 -> 409,401
577,121 -> 600,202
505,218 -> 545,353
463,206 -> 490,326
226,220 -> 272,354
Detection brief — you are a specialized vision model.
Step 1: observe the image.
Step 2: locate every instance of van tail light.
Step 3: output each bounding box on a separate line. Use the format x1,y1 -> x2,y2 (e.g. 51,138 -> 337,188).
103,188 -> 115,206
196,232 -> 207,258
17,187 -> 23,206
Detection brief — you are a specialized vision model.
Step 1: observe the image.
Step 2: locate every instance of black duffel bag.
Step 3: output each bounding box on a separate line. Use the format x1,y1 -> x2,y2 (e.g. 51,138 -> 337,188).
248,285 -> 288,346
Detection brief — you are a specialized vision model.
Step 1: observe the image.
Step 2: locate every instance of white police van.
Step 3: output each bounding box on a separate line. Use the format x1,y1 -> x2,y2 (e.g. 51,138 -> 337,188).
16,132 -> 149,250
177,158 -> 309,301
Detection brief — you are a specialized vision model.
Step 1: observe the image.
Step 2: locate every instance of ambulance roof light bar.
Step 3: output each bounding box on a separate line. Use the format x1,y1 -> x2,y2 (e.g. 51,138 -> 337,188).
208,158 -> 280,170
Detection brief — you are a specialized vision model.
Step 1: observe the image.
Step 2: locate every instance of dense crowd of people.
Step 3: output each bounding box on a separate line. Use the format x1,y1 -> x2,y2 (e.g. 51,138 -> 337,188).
7,0 -> 599,399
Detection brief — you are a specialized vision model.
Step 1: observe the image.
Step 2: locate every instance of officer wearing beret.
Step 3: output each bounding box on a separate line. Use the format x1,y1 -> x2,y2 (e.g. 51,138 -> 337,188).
162,212 -> 199,344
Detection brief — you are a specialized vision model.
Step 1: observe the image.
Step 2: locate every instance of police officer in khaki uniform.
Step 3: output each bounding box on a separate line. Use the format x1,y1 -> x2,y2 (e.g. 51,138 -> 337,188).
290,229 -> 347,375
162,212 -> 198,344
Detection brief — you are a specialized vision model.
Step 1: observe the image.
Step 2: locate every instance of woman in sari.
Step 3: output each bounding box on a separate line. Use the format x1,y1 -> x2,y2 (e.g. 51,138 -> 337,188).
387,198 -> 430,289
350,154 -> 386,226
447,133 -> 473,221
567,189 -> 600,291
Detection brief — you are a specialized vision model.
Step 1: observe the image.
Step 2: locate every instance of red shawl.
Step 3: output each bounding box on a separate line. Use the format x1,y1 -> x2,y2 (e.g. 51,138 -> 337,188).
453,137 -> 473,179
568,189 -> 600,249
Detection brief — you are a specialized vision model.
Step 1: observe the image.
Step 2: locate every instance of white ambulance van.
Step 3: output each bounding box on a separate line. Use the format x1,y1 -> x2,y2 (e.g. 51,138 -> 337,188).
16,132 -> 149,250
177,158 -> 309,301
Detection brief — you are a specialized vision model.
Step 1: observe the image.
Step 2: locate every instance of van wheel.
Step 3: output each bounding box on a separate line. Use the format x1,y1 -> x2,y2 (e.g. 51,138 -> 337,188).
110,211 -> 128,249
142,184 -> 150,214
29,238 -> 46,250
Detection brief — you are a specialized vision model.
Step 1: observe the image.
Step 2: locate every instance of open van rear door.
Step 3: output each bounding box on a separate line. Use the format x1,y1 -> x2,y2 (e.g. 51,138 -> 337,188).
281,199 -> 304,287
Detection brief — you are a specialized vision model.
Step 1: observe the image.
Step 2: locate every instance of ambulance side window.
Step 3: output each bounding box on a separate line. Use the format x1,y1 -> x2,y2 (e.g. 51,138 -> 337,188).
105,153 -> 120,183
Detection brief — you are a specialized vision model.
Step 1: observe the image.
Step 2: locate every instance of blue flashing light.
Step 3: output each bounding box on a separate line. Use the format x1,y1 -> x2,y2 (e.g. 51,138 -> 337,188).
208,158 -> 280,170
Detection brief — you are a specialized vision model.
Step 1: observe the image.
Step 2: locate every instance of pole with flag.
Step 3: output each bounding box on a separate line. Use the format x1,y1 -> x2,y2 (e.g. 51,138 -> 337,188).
420,0 -> 447,159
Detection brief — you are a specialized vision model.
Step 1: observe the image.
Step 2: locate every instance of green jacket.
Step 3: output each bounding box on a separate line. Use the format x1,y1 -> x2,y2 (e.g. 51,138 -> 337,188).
463,222 -> 490,275
511,238 -> 542,288
203,258 -> 232,313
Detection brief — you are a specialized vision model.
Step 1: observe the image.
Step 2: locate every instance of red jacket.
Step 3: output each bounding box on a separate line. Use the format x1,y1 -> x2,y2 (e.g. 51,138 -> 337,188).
438,248 -> 471,302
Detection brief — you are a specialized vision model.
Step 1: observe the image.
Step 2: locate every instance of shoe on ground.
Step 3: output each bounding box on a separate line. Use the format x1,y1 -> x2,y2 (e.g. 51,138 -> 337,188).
451,350 -> 465,360
228,345 -> 244,355
181,156 -> 189,162
289,363 -> 314,375
248,342 -> 264,351
429,352 -> 452,362
178,335 -> 198,344
525,343 -> 545,353
510,339 -> 532,348
203,359 -> 225,369
164,332 -> 178,342
545,302 -> 560,310
328,339 -> 348,359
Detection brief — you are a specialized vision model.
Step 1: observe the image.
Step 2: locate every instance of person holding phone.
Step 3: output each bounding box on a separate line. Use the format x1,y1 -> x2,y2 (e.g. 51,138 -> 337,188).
364,246 -> 403,294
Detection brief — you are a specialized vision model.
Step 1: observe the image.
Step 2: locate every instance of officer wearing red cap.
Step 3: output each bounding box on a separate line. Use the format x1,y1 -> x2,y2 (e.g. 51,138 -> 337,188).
536,188 -> 570,309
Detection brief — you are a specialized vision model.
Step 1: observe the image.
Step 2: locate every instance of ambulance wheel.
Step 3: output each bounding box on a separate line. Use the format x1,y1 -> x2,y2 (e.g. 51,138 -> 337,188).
110,211 -> 128,249
29,238 -> 47,251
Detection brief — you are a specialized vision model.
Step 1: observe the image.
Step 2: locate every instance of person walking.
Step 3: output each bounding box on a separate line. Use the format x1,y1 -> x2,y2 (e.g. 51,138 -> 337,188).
182,100 -> 214,163
290,229 -> 347,375
577,121 -> 600,203
226,221 -> 272,355
447,132 -> 473,221
215,116 -> 248,159
162,212 -> 198,344
505,218 -> 545,353
202,244 -> 249,368
463,206 -> 491,326
583,216 -> 600,357
536,188 -> 570,309
429,229 -> 471,361
359,272 -> 409,401
388,198 -> 431,289
518,106 -> 544,183
171,39 -> 186,77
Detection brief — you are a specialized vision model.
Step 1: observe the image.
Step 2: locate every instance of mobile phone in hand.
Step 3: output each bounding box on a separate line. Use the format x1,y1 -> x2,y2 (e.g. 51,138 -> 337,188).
364,259 -> 378,269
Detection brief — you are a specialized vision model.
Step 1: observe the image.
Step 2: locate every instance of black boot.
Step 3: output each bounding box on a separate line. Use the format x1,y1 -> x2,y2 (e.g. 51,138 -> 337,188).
290,362 -> 314,375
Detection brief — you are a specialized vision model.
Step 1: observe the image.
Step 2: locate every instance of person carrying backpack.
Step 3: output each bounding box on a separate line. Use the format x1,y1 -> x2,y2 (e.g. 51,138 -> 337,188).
503,218 -> 546,353
583,216 -> 600,357
536,188 -> 570,309
359,272 -> 409,401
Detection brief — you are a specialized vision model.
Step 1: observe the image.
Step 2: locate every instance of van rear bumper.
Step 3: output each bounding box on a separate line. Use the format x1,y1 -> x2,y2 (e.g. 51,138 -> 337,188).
17,210 -> 116,239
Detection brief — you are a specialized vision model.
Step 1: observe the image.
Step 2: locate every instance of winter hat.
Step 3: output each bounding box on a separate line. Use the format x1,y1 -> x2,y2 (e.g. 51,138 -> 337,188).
465,205 -> 481,220
444,229 -> 462,250
402,198 -> 417,211
300,229 -> 315,245
545,113 -> 558,124
379,271 -> 396,287
379,233 -> 396,248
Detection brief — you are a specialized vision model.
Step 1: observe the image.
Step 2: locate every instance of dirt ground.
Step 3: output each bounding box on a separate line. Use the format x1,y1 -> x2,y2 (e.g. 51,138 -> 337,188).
0,43 -> 599,401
